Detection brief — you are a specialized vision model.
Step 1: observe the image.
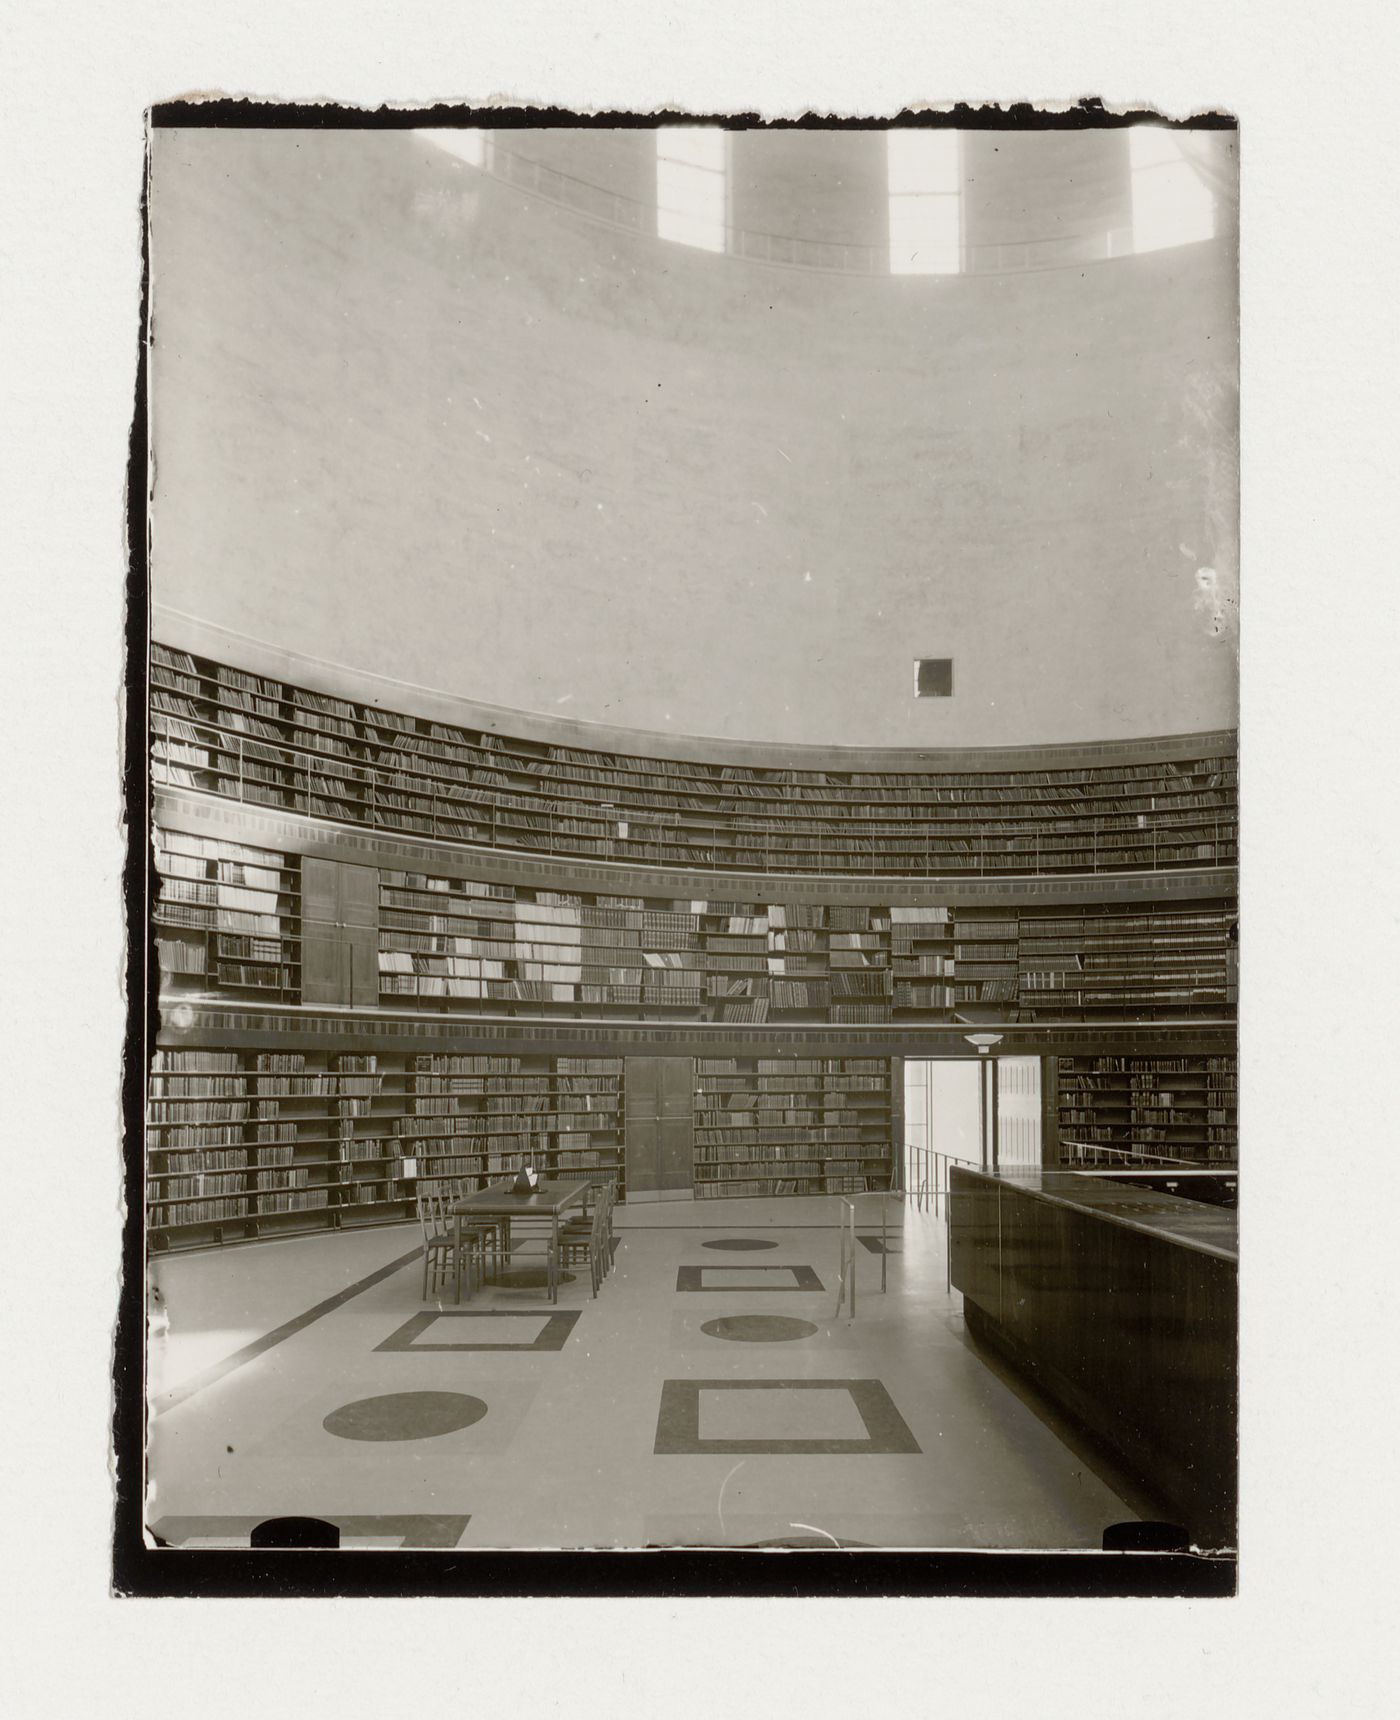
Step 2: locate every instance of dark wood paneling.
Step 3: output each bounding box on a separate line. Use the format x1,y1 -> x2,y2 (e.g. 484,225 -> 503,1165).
301,856 -> 339,923
339,863 -> 378,927
158,1002 -> 1237,1062
950,1167 -> 1237,1545
947,1175 -> 1003,1322
626,1056 -> 694,1194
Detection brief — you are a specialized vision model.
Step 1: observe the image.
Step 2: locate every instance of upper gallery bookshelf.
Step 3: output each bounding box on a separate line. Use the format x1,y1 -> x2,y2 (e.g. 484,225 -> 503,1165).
149,645 -> 1238,879
153,835 -> 1236,1023
153,827 -> 301,1004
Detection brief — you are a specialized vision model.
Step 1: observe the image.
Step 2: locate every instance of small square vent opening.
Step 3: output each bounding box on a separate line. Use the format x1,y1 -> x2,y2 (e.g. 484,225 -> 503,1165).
914,658 -> 954,698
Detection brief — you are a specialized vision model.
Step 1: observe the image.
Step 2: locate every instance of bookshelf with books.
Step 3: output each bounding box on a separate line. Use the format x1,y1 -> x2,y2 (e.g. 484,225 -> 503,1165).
153,828 -> 301,1003
1017,902 -> 1235,1020
146,1048 -> 412,1249
151,643 -> 1238,879
398,1053 -> 626,1198
150,831 -> 1234,1031
146,1047 -> 626,1251
693,1055 -> 895,1199
1054,1054 -> 1238,1167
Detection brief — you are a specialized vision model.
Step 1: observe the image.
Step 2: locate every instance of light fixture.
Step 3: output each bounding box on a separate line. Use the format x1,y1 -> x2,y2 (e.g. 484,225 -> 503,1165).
167,1002 -> 195,1032
964,1032 -> 1003,1056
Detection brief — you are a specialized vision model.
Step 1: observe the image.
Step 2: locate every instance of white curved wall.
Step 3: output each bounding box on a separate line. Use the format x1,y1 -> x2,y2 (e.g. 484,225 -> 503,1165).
149,127 -> 1238,748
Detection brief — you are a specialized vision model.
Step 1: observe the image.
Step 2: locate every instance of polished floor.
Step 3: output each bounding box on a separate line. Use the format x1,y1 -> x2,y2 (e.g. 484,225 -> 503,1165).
146,1196 -> 1143,1550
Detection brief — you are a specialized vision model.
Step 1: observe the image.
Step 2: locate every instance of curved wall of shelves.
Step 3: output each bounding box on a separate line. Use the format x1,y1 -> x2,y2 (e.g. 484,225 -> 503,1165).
151,642 -> 1237,884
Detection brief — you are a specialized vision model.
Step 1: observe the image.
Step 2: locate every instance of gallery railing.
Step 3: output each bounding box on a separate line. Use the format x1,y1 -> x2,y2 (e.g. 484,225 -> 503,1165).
151,714 -> 1237,881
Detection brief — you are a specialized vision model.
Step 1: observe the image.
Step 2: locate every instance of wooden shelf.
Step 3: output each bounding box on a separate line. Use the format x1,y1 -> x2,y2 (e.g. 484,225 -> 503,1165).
1055,1054 -> 1238,1167
691,1055 -> 895,1199
152,643 -> 1238,880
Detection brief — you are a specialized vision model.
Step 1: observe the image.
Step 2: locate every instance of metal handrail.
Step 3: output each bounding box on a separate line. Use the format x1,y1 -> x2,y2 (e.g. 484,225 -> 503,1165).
1059,1139 -> 1222,1170
833,1190 -> 895,1318
902,1143 -> 979,1217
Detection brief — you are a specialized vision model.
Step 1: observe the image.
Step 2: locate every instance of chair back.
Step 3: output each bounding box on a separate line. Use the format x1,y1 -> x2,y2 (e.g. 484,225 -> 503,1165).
415,1193 -> 436,1247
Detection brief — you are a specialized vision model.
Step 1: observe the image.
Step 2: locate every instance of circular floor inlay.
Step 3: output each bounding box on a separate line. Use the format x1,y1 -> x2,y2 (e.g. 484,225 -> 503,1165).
701,1315 -> 820,1343
493,1268 -> 576,1290
322,1391 -> 488,1443
702,1238 -> 780,1252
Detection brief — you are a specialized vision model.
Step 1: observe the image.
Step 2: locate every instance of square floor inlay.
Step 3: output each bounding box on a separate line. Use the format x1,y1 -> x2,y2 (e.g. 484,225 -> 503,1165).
375,1310 -> 580,1353
675,1264 -> 825,1293
654,1379 -> 922,1455
700,1386 -> 868,1442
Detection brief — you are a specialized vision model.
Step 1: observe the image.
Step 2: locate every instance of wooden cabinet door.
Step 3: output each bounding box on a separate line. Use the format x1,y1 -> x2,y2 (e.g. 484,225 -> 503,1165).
624,1057 -> 661,1195
625,1057 -> 694,1200
656,1057 -> 695,1193
300,858 -> 379,1006
301,857 -> 345,1004
338,863 -> 380,1007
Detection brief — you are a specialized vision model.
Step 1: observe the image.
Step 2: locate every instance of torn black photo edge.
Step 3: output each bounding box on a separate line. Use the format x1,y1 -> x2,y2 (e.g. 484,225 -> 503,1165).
112,95 -> 1238,1601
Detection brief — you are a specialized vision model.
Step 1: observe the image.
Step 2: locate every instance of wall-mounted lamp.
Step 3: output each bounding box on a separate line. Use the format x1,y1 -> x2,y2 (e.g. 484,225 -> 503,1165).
167,1002 -> 195,1033
964,1032 -> 1004,1056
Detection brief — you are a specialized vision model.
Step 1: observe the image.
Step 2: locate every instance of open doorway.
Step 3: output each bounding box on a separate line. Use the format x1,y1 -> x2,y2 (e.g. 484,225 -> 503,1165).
902,1055 -> 1044,1188
903,1059 -> 982,1192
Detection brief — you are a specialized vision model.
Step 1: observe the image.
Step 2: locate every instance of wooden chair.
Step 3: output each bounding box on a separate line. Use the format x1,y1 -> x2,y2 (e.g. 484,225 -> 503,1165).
448,1179 -> 506,1278
417,1192 -> 482,1304
585,1179 -> 618,1278
417,1192 -> 462,1301
559,1195 -> 610,1297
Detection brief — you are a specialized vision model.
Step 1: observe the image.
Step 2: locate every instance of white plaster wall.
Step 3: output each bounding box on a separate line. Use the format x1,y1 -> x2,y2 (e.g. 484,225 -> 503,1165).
148,127 -> 1238,748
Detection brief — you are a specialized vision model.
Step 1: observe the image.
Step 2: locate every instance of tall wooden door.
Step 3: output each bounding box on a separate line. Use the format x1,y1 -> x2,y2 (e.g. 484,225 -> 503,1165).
338,862 -> 379,1008
625,1056 -> 694,1202
301,857 -> 379,1006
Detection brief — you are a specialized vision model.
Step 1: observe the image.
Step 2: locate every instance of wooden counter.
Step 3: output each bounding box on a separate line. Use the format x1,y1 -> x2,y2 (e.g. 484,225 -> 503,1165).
949,1165 -> 1237,1547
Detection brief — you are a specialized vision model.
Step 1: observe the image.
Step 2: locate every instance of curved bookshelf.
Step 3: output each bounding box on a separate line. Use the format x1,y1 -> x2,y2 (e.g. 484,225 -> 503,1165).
146,641 -> 1237,1253
151,643 -> 1238,882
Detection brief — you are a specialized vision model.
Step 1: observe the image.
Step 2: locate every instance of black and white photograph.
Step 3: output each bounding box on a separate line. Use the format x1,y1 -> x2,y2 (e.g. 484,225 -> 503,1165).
135,111 -> 1241,1580
8,0 -> 1400,1705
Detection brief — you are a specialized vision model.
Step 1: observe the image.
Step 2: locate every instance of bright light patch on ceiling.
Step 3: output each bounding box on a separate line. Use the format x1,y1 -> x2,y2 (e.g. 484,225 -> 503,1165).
887,130 -> 961,275
656,128 -> 726,253
416,129 -> 489,169
1130,127 -> 1214,253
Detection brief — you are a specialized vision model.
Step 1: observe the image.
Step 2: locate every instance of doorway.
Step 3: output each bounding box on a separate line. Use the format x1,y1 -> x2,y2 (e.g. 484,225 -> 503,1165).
903,1059 -> 982,1191
624,1056 -> 695,1203
902,1055 -> 1044,1187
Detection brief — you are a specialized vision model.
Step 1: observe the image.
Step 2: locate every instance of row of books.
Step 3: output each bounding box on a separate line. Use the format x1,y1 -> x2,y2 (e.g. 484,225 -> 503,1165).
158,762 -> 1234,865
156,716 -> 1235,824
154,646 -> 1233,787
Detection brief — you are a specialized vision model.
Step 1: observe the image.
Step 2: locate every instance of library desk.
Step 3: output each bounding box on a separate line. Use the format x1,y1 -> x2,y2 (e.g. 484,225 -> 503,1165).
948,1165 -> 1238,1547
451,1181 -> 593,1304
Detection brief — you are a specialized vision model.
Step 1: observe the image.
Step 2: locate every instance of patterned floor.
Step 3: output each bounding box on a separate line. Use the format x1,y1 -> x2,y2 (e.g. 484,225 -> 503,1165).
146,1195 -> 1141,1550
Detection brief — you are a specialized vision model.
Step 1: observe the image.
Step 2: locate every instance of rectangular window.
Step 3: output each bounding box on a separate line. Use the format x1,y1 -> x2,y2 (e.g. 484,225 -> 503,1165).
914,658 -> 954,698
888,130 -> 961,275
1130,127 -> 1214,253
415,129 -> 490,170
657,128 -> 727,253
